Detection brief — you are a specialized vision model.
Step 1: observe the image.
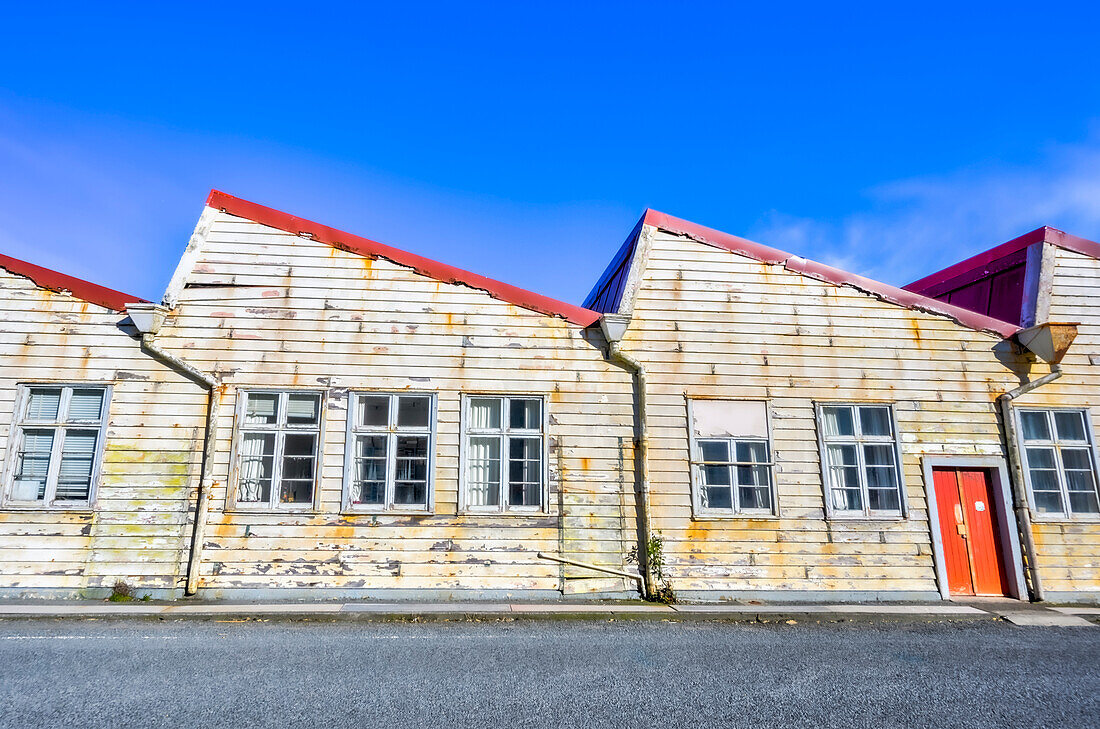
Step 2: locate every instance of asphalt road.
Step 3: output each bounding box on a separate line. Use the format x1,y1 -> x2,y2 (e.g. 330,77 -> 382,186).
0,618 -> 1096,728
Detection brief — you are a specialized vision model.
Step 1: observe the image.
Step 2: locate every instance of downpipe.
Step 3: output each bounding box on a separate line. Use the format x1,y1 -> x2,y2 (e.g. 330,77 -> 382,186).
606,342 -> 657,599
139,335 -> 220,596
536,552 -> 645,590
997,363 -> 1062,602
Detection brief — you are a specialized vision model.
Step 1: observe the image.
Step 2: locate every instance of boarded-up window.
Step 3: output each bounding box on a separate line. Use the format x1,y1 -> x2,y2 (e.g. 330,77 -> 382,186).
4,384 -> 109,507
689,400 -> 774,515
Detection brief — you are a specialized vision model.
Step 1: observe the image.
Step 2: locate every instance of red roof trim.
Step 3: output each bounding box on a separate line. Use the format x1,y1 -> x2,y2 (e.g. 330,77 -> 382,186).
904,226 -> 1100,295
205,190 -> 601,327
641,209 -> 1020,338
0,253 -> 147,312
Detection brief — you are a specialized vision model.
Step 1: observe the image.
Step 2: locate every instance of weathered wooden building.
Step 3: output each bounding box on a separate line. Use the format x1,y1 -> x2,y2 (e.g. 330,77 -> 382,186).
0,192 -> 640,599
0,256 -> 202,597
906,227 -> 1100,602
146,192 -> 639,599
585,212 -> 1098,603
1,191 -> 1097,602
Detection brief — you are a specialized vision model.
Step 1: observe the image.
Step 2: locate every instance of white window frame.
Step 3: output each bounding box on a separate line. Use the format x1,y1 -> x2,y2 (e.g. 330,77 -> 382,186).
459,394 -> 548,514
1016,407 -> 1100,521
342,391 -> 436,514
686,398 -> 778,518
1,383 -> 111,510
815,402 -> 908,519
228,389 -> 324,512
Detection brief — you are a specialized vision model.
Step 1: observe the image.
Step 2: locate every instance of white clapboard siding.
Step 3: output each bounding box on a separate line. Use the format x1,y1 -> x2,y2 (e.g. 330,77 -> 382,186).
1011,247 -> 1100,598
622,228 -> 1034,598
0,270 -> 207,596
155,211 -> 639,597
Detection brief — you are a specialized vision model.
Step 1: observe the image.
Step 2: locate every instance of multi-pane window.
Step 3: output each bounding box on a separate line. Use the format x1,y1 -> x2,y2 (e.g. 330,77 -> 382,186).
689,399 -> 775,515
462,396 -> 544,512
4,385 -> 109,507
1018,408 -> 1100,516
345,393 -> 434,512
817,403 -> 904,517
234,391 -> 321,509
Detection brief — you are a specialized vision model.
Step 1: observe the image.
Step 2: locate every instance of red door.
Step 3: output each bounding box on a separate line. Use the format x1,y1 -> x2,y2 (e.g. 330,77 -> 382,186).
932,468 -> 1010,596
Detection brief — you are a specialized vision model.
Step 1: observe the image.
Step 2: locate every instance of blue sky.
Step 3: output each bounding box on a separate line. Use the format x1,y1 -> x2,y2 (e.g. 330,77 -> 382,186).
2,2 -> 1099,304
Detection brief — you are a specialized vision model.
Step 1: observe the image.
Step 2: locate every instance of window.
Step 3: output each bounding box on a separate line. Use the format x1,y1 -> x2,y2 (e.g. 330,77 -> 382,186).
1018,408 -> 1100,517
817,403 -> 905,517
462,395 -> 544,512
688,399 -> 775,516
3,385 -> 109,507
233,391 -> 321,510
344,392 -> 434,512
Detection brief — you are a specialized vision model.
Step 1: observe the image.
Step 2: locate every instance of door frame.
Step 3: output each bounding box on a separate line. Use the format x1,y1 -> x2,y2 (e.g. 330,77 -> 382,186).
922,456 -> 1028,600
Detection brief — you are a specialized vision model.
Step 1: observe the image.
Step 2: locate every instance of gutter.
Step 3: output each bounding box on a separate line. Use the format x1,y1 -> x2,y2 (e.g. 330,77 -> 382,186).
127,304 -> 221,597
997,364 -> 1062,602
599,315 -> 656,599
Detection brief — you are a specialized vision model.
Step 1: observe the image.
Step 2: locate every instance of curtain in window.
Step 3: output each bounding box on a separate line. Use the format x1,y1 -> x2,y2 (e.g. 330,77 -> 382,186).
55,430 -> 97,501
14,430 -> 54,501
245,394 -> 278,425
826,444 -> 862,511
820,406 -> 854,438
286,394 -> 319,425
467,437 -> 500,506
26,389 -> 61,421
68,390 -> 104,421
468,399 -> 500,430
735,441 -> 771,510
239,433 -> 272,502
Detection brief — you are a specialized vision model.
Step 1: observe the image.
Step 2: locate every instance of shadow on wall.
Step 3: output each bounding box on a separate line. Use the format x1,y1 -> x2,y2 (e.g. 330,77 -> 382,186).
992,339 -> 1035,388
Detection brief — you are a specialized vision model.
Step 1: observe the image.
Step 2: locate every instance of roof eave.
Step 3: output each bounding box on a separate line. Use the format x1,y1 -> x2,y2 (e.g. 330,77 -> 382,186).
205,190 -> 601,328
640,210 -> 1019,339
0,253 -> 147,312
904,225 -> 1100,295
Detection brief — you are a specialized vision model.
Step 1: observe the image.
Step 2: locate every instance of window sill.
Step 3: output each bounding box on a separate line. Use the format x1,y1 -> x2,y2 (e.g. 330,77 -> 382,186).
691,512 -> 780,521
0,504 -> 94,514
224,507 -> 320,516
340,509 -> 435,518
826,514 -> 908,523
1029,512 -> 1100,524
457,510 -> 553,518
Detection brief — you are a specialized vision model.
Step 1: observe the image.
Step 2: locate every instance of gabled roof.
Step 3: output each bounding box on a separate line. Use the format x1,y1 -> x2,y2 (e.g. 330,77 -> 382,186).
589,208 -> 1020,338
0,253 -> 147,312
904,226 -> 1100,296
205,190 -> 601,327
583,216 -> 644,313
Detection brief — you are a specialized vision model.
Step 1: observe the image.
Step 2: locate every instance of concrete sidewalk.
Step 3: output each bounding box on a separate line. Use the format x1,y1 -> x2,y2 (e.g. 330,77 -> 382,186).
0,599 -> 1094,625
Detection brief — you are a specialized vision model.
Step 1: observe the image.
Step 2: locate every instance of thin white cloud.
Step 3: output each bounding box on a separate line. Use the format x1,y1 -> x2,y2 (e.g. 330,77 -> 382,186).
747,136 -> 1100,286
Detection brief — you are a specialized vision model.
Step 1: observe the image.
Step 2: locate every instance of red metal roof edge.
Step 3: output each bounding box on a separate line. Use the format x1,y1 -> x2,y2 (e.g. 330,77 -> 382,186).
641,209 -> 1020,338
205,190 -> 601,328
904,226 -> 1100,295
0,253 -> 147,312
